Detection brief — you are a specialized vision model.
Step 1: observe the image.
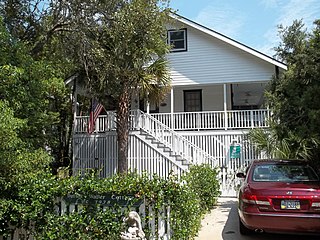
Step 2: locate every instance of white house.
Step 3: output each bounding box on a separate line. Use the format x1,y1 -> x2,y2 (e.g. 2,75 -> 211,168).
72,14 -> 287,196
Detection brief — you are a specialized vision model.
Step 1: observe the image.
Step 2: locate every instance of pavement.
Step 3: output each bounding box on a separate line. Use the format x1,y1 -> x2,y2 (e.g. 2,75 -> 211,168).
194,197 -> 237,240
194,197 -> 320,240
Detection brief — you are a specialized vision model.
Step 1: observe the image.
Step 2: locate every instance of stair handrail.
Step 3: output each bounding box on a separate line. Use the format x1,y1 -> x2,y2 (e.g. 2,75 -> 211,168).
132,110 -> 217,167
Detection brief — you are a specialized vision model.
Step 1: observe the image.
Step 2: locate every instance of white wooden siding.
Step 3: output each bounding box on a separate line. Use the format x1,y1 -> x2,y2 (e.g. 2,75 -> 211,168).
168,25 -> 276,86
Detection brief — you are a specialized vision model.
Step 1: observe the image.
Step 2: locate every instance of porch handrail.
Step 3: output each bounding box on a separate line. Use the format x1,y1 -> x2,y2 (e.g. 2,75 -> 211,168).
150,109 -> 270,130
74,109 -> 270,133
133,110 -> 217,167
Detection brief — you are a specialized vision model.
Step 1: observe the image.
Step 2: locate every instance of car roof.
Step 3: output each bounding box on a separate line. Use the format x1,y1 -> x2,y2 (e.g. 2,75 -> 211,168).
251,159 -> 309,165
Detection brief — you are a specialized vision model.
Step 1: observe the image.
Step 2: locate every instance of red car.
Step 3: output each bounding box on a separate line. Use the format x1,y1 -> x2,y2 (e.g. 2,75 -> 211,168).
237,159 -> 320,235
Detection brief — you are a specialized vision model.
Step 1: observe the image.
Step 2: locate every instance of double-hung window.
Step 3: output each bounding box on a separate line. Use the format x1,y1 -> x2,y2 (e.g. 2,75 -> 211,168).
168,28 -> 187,52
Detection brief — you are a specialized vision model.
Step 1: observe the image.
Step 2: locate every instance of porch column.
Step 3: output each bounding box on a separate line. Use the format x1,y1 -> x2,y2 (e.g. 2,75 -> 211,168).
171,87 -> 174,129
146,93 -> 150,114
72,82 -> 77,132
224,84 -> 228,130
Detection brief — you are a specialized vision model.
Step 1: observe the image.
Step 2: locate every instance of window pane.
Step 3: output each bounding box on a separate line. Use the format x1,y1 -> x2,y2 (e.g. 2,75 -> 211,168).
171,40 -> 184,49
252,164 -> 319,182
170,31 -> 184,40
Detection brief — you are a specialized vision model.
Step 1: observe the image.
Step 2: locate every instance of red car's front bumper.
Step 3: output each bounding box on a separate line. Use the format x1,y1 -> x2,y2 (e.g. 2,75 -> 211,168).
239,210 -> 320,234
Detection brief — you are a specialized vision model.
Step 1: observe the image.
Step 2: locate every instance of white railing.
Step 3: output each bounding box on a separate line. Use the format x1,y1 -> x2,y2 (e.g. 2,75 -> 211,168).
151,109 -> 270,130
74,109 -> 270,133
74,112 -> 117,133
134,110 -> 217,167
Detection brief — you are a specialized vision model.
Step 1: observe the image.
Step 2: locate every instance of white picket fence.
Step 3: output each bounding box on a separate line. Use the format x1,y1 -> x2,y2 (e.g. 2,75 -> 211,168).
1,197 -> 171,240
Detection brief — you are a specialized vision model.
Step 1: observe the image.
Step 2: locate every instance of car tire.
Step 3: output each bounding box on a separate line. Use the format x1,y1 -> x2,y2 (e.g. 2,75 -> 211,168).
239,218 -> 253,235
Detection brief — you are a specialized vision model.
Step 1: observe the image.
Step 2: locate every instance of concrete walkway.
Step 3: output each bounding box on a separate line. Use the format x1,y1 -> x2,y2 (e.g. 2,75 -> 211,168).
194,197 -> 237,240
194,197 -> 320,240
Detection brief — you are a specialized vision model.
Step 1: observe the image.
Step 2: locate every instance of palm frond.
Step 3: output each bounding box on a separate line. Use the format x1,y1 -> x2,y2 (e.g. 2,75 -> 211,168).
139,57 -> 171,104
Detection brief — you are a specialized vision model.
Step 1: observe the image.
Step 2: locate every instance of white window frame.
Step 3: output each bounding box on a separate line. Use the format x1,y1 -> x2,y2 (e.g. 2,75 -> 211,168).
168,28 -> 187,52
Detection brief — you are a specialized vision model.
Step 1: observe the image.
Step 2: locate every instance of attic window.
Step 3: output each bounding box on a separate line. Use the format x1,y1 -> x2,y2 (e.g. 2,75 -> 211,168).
168,28 -> 187,52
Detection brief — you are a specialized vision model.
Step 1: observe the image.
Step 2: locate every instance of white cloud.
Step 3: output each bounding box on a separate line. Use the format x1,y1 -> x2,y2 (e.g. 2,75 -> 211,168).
278,0 -> 319,29
258,0 -> 319,56
194,3 -> 245,39
259,0 -> 280,9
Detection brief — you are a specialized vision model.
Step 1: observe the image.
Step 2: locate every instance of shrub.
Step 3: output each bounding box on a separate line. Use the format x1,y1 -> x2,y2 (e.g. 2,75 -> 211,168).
2,169 -> 220,240
183,164 -> 220,213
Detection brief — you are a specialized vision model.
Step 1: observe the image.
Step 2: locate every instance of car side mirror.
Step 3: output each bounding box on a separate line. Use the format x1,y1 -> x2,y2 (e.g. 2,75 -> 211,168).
236,172 -> 246,178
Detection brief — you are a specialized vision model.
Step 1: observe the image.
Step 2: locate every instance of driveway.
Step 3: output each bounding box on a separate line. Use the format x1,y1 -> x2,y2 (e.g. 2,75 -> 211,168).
195,198 -> 319,240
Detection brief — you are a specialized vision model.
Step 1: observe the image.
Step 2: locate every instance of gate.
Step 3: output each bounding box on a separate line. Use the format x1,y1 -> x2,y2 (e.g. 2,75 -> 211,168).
183,131 -> 265,196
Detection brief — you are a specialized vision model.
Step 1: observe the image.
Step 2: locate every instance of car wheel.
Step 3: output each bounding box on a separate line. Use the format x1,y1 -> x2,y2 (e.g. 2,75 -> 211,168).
239,218 -> 253,235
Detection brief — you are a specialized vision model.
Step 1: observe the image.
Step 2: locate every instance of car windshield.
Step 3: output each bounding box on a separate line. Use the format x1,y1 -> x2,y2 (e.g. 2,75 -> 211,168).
252,164 -> 319,182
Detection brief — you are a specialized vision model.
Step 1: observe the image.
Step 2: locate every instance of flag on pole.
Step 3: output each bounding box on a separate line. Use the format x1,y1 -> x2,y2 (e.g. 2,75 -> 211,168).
88,99 -> 104,134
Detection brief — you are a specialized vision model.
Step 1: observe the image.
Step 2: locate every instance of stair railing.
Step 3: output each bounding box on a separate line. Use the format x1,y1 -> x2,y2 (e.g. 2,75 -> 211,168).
132,110 -> 217,167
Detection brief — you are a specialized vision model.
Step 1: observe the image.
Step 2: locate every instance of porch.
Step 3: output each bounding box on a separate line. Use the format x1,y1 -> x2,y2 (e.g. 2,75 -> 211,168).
74,109 -> 270,133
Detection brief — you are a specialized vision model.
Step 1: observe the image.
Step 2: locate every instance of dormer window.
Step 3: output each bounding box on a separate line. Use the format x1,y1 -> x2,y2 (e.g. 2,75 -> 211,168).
168,28 -> 187,52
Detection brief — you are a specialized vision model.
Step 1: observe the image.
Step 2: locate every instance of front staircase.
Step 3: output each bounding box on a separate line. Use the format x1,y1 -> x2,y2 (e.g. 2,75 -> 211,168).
133,110 -> 218,172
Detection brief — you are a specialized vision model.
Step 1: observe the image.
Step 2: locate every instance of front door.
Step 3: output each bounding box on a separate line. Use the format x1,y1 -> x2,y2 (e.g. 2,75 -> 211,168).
184,89 -> 202,112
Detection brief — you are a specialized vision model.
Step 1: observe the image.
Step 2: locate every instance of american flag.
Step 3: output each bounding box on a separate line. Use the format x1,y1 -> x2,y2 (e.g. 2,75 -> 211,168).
88,99 -> 104,134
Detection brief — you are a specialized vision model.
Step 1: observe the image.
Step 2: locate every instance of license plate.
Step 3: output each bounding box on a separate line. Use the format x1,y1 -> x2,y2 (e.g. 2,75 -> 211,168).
281,200 -> 300,210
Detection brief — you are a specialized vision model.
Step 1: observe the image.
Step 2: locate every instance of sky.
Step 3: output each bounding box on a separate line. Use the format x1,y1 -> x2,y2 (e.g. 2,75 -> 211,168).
169,0 -> 320,57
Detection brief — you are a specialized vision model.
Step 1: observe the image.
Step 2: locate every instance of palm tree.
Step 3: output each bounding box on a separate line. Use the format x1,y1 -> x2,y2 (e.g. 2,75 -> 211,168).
248,128 -> 318,160
116,57 -> 171,174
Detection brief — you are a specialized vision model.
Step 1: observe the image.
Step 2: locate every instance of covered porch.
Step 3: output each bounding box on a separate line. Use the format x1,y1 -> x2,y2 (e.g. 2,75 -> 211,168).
74,81 -> 270,133
143,82 -> 267,114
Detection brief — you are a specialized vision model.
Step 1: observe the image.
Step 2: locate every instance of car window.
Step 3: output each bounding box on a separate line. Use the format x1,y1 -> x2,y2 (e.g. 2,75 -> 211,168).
252,164 -> 319,182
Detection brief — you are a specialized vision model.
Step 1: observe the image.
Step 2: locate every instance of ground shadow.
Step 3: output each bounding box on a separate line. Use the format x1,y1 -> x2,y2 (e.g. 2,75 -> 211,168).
221,199 -> 320,240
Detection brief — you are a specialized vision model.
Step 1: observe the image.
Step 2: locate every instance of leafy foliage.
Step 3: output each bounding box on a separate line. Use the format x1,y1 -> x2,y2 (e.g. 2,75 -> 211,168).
250,19 -> 320,167
182,164 -> 220,212
1,0 -> 173,173
248,128 -> 318,159
0,16 -> 71,170
1,169 -> 220,239
50,0 -> 172,173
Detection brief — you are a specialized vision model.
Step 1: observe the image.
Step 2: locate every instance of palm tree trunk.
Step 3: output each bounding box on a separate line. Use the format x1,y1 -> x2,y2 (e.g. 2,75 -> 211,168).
117,87 -> 130,174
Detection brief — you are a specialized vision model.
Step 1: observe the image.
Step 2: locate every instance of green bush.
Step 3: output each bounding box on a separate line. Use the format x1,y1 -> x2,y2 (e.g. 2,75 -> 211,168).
183,164 -> 220,213
2,169 -> 220,240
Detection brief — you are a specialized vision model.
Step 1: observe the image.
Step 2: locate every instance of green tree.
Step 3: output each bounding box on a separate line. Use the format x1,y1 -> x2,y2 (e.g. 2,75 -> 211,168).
58,0 -> 172,173
248,128 -> 318,160
0,99 -> 57,237
250,19 -> 320,166
0,16 -> 70,170
0,1 -> 81,169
